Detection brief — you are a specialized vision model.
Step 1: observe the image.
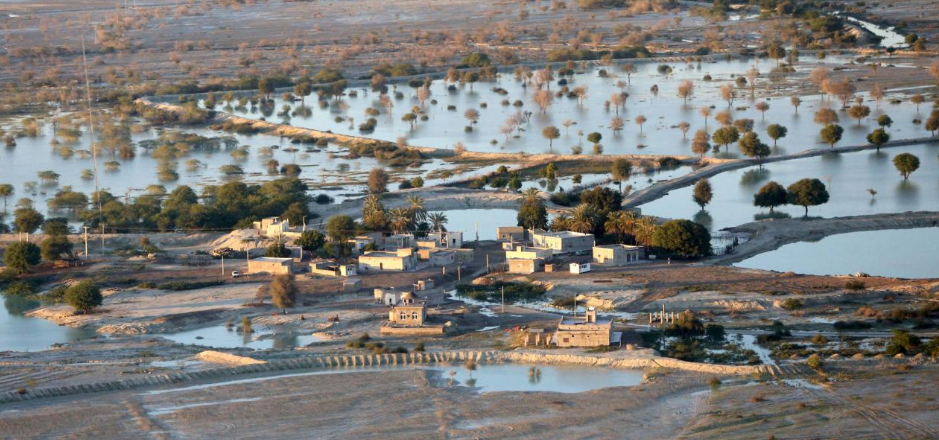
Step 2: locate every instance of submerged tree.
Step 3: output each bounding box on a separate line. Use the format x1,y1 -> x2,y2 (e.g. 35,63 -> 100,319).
753,181 -> 788,213
893,153 -> 920,180
787,178 -> 829,216
692,179 -> 713,209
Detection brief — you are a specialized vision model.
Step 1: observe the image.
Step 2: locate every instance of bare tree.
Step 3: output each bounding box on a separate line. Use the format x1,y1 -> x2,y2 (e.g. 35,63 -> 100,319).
635,115 -> 647,134
678,122 -> 691,139
611,117 -> 624,134
677,80 -> 694,105
534,89 -> 554,114
790,96 -> 802,115
720,83 -> 736,106
609,92 -> 626,114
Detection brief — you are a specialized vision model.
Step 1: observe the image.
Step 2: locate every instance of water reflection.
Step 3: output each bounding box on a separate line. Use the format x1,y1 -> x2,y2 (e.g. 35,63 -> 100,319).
0,292 -> 96,352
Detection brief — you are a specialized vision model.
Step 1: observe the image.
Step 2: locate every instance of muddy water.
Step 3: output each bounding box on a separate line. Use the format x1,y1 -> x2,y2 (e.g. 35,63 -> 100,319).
195,55 -> 926,157
0,294 -> 95,352
640,142 -> 939,231
734,228 -> 939,278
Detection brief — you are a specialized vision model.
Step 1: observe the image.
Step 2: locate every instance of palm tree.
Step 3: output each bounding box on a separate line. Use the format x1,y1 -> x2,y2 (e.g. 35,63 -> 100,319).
549,213 -> 571,232
406,195 -> 427,225
633,216 -> 658,247
568,205 -> 597,234
428,212 -> 448,232
389,208 -> 412,233
604,211 -> 637,244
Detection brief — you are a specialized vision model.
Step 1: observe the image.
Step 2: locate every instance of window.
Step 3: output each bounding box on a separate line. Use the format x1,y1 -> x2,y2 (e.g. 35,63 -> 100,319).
399,312 -> 407,320
411,312 -> 418,320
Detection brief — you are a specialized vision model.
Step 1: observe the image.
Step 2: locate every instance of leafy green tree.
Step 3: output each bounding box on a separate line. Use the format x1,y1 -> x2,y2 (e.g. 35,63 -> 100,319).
325,215 -> 356,261
368,167 -> 388,194
258,78 -> 274,98
787,178 -> 829,216
892,153 -> 920,180
2,241 -> 41,273
766,124 -> 787,147
886,329 -> 921,356
461,52 -> 491,67
819,124 -> 843,148
542,126 -> 560,149
753,181 -> 787,213
692,179 -> 713,209
280,202 -> 310,227
41,236 -> 73,261
652,219 -> 712,259
42,218 -> 70,236
876,114 -> 893,130
517,189 -> 548,230
586,132 -> 602,148
611,159 -> 632,192
738,131 -> 771,165
711,126 -> 739,152
65,280 -> 102,314
295,230 -> 325,253
264,240 -> 292,258
866,128 -> 890,152
0,184 -> 13,211
13,207 -> 44,234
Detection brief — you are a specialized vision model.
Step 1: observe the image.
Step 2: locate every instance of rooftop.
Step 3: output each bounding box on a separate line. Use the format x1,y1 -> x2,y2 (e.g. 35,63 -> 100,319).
535,230 -> 593,239
559,315 -> 613,326
251,257 -> 293,263
361,251 -> 405,259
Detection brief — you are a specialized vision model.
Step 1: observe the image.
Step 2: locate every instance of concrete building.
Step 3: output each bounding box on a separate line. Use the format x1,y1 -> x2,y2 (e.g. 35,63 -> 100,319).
358,248 -> 415,272
508,258 -> 544,274
383,234 -> 414,250
555,308 -> 619,348
253,217 -> 291,237
342,278 -> 362,292
505,245 -> 553,262
428,249 -> 455,267
570,262 -> 591,274
348,235 -> 377,254
247,257 -> 294,275
388,292 -> 426,326
593,244 -> 644,266
531,230 -> 595,254
310,260 -> 357,277
426,231 -> 463,249
374,287 -> 403,306
414,279 -> 435,291
496,226 -> 527,242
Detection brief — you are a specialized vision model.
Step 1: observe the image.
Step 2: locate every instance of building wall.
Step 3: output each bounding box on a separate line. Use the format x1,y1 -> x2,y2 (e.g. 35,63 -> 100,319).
389,305 -> 426,326
508,258 -> 542,274
247,260 -> 292,275
593,247 -> 641,266
358,256 -> 410,271
555,328 -> 612,347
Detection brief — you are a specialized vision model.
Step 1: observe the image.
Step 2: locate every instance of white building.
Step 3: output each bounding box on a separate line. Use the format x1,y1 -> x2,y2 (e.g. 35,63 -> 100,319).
531,230 -> 595,254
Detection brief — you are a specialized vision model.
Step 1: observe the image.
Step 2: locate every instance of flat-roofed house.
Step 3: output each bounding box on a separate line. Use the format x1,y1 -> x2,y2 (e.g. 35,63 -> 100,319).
531,230 -> 595,254
358,248 -> 416,272
426,231 -> 463,249
496,226 -> 527,242
505,245 -> 553,261
508,258 -> 544,274
593,244 -> 644,266
383,233 -> 414,250
555,308 -> 619,348
247,257 -> 294,275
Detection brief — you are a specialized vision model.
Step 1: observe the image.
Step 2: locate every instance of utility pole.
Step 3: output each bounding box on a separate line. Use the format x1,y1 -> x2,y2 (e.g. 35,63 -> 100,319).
474,221 -> 479,245
302,216 -> 306,232
83,226 -> 89,260
501,284 -> 505,315
100,223 -> 105,253
221,255 -> 225,277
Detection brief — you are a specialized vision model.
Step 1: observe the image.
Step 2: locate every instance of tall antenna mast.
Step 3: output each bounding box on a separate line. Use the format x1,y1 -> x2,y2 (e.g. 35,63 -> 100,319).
81,36 -> 103,233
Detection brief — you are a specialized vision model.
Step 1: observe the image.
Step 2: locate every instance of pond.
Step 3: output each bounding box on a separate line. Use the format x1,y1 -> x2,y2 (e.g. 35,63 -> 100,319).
0,293 -> 96,352
640,142 -> 939,231
161,324 -> 320,350
734,228 -> 939,279
189,54 -> 926,158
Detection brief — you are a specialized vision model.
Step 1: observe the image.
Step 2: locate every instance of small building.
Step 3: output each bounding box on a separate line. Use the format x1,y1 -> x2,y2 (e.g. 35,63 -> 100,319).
426,231 -> 463,249
416,239 -> 439,250
496,226 -> 527,242
383,233 -> 414,250
374,287 -> 403,306
253,217 -> 290,237
593,244 -> 643,266
531,230 -> 595,255
310,260 -> 357,277
348,234 -> 379,255
505,245 -> 553,262
342,278 -> 363,292
247,257 -> 294,275
358,248 -> 415,272
570,262 -> 591,274
427,249 -> 455,267
414,279 -> 435,291
508,257 -> 544,274
555,308 -> 618,348
287,245 -> 304,262
388,292 -> 426,326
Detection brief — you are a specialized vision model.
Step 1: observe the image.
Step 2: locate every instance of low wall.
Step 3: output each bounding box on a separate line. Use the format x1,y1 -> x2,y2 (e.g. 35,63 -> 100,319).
379,325 -> 447,336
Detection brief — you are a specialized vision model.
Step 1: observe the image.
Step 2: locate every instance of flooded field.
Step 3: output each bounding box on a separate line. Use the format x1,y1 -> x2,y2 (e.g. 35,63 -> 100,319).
735,228 -> 939,278
191,55 -> 928,158
0,294 -> 95,352
640,142 -> 939,231
161,324 -> 319,350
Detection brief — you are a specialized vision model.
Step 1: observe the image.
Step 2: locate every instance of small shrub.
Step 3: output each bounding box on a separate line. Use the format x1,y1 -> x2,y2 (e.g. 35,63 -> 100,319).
844,280 -> 866,291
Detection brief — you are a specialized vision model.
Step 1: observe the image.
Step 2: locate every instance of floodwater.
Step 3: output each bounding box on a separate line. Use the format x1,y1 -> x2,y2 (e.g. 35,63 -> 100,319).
640,142 -> 939,231
193,54 -> 926,157
837,13 -> 909,48
147,362 -> 643,396
519,166 -> 693,194
0,293 -> 95,352
161,324 -> 320,350
734,228 -> 939,278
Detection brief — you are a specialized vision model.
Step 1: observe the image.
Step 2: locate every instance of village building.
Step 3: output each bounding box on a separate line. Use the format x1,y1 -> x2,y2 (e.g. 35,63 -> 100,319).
505,245 -> 553,261
247,257 -> 294,275
425,231 -> 463,249
357,249 -> 416,272
387,292 -> 427,326
342,278 -> 363,292
508,257 -> 545,274
310,260 -> 357,277
593,244 -> 644,266
555,308 -> 619,348
496,226 -> 527,242
417,249 -> 455,267
414,278 -> 435,291
383,233 -> 414,250
570,262 -> 591,274
374,287 -> 403,306
347,235 -> 376,255
253,217 -> 290,237
531,230 -> 595,254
